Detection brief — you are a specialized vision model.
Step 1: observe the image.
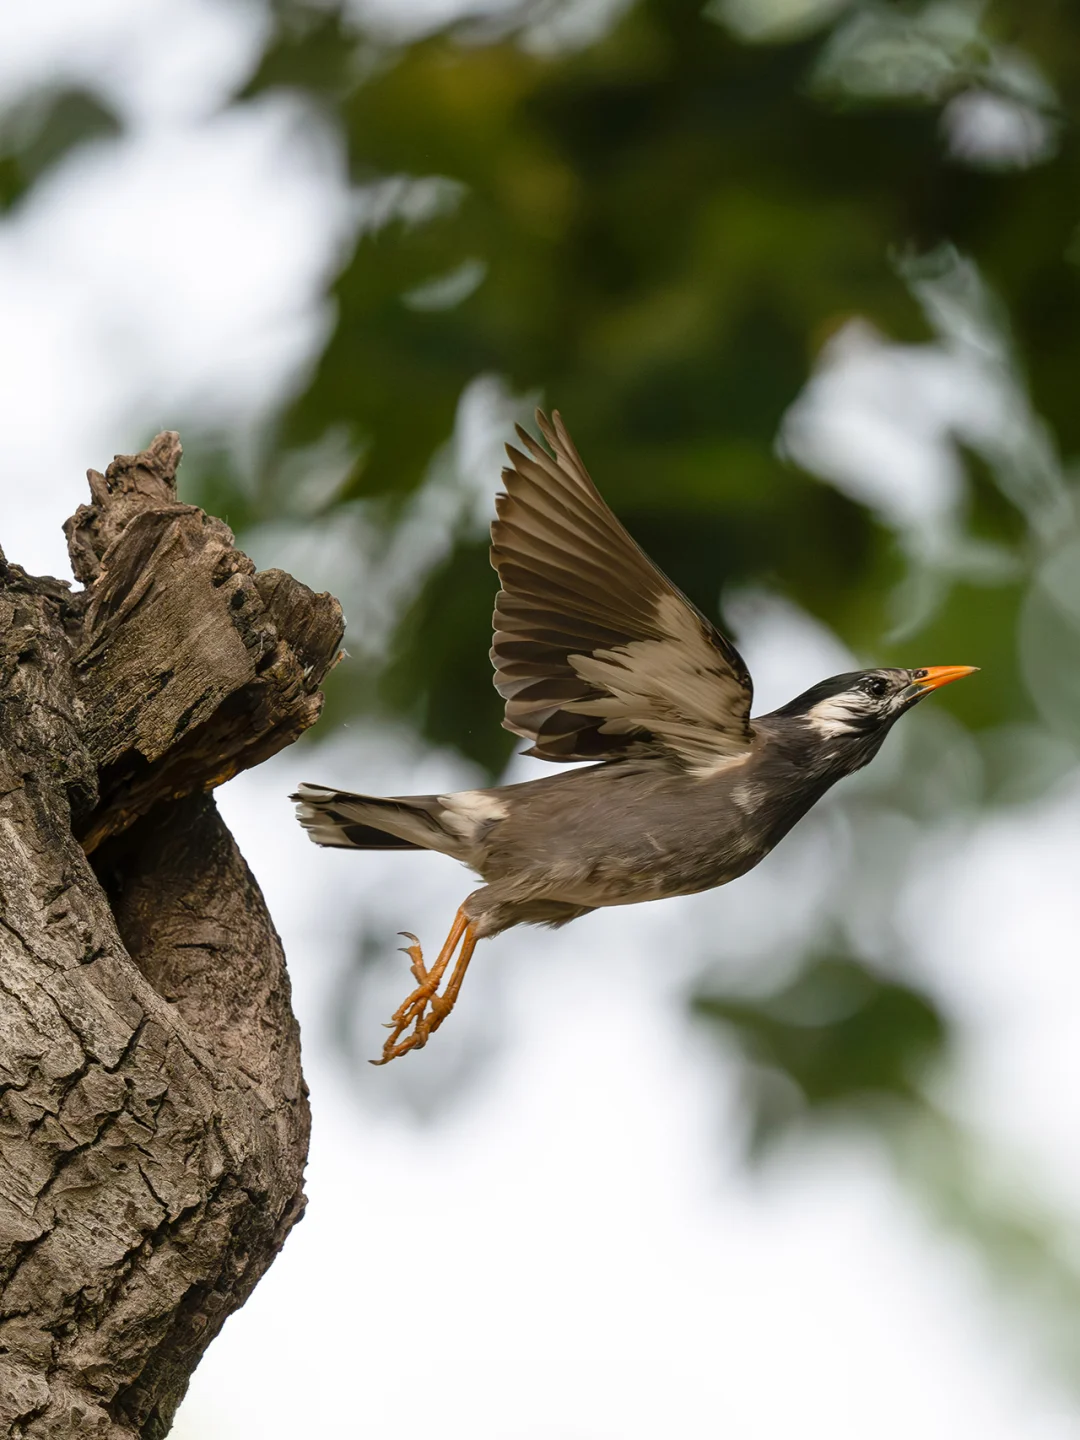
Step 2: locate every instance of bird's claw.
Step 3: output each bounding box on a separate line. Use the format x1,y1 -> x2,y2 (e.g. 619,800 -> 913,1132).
372,932 -> 438,1063
371,912 -> 476,1065
396,931 -> 427,983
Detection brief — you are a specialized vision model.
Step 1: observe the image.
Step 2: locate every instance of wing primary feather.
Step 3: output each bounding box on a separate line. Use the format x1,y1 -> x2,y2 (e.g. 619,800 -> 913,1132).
488,409 -> 755,767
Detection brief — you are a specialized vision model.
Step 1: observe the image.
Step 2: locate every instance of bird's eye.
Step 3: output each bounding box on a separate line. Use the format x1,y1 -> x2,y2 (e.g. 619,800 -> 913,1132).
866,678 -> 888,699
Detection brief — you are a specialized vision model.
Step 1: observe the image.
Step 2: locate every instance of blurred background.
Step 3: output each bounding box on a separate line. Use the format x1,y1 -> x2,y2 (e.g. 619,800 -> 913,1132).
4,0 -> 1080,1433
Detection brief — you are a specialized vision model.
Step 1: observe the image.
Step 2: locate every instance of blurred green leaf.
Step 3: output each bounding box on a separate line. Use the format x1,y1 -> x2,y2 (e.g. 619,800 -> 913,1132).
382,535 -> 514,774
693,954 -> 948,1150
0,88 -> 121,210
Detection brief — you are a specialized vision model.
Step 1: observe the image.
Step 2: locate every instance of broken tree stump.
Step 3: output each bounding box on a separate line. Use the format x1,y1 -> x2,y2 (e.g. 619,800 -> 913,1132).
0,434 -> 344,1436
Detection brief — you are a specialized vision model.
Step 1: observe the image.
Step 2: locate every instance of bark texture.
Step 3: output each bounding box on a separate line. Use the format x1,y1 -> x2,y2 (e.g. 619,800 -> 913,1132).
0,435 -> 344,1435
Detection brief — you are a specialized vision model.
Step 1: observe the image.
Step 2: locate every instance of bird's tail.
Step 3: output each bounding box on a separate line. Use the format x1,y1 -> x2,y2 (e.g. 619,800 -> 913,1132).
291,783 -> 448,853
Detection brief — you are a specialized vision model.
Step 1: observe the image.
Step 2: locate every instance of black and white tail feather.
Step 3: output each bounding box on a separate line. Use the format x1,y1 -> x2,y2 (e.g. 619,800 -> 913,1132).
291,782 -> 504,864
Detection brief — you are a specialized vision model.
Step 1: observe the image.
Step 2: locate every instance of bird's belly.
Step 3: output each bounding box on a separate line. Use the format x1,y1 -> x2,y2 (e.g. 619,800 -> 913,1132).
478,760 -> 801,914
531,828 -> 768,909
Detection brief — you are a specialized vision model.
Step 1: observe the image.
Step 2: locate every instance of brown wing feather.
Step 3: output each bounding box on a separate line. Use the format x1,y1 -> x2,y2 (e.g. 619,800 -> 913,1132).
489,410 -> 754,768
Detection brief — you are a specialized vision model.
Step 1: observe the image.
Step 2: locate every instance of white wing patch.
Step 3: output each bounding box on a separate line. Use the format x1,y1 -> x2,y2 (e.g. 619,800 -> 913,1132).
566,593 -> 752,771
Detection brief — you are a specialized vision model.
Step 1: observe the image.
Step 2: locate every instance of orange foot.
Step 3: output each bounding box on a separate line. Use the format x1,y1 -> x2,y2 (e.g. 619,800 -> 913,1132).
372,906 -> 479,1065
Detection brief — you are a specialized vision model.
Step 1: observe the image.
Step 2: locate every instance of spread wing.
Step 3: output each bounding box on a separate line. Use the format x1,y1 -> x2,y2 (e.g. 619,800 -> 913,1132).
489,410 -> 754,769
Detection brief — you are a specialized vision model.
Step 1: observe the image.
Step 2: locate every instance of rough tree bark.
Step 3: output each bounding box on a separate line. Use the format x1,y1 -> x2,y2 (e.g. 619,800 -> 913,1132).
0,435 -> 344,1435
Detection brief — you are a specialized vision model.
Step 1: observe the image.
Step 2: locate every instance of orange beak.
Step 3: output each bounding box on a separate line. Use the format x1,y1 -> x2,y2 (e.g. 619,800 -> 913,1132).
910,665 -> 979,694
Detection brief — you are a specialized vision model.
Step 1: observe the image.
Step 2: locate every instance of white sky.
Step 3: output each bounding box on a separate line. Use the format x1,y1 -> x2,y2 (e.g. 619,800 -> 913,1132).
2,4 -> 1079,1437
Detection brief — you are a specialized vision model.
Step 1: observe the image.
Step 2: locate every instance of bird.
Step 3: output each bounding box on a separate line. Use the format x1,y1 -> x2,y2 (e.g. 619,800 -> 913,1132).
293,410 -> 976,1065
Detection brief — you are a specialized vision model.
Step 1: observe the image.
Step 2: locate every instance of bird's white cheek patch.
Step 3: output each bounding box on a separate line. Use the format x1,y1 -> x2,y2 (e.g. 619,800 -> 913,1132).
806,695 -> 865,737
438,790 -> 509,842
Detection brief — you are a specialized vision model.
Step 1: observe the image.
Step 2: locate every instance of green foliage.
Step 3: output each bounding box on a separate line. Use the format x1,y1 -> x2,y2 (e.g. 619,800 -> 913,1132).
694,954 -> 947,1149
0,88 -> 121,210
382,535 -> 516,771
207,0 -> 1080,769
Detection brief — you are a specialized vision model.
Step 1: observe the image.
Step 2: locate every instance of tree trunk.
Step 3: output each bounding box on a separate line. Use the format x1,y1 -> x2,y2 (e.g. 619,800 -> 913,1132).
0,435 -> 343,1436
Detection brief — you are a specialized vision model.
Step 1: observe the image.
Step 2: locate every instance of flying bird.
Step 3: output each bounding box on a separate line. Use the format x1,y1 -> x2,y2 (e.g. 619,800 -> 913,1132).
293,411 -> 975,1064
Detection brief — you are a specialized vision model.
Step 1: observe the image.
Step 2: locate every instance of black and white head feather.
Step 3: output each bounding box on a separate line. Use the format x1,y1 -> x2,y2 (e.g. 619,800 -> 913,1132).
774,668 -> 930,739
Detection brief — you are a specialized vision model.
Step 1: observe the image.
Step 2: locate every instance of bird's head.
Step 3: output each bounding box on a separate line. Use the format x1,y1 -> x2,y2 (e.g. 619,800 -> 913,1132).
772,665 -> 977,759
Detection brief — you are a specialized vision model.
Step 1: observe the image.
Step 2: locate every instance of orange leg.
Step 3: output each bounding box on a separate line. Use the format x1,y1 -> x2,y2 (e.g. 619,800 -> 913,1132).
371,907 -> 479,1065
